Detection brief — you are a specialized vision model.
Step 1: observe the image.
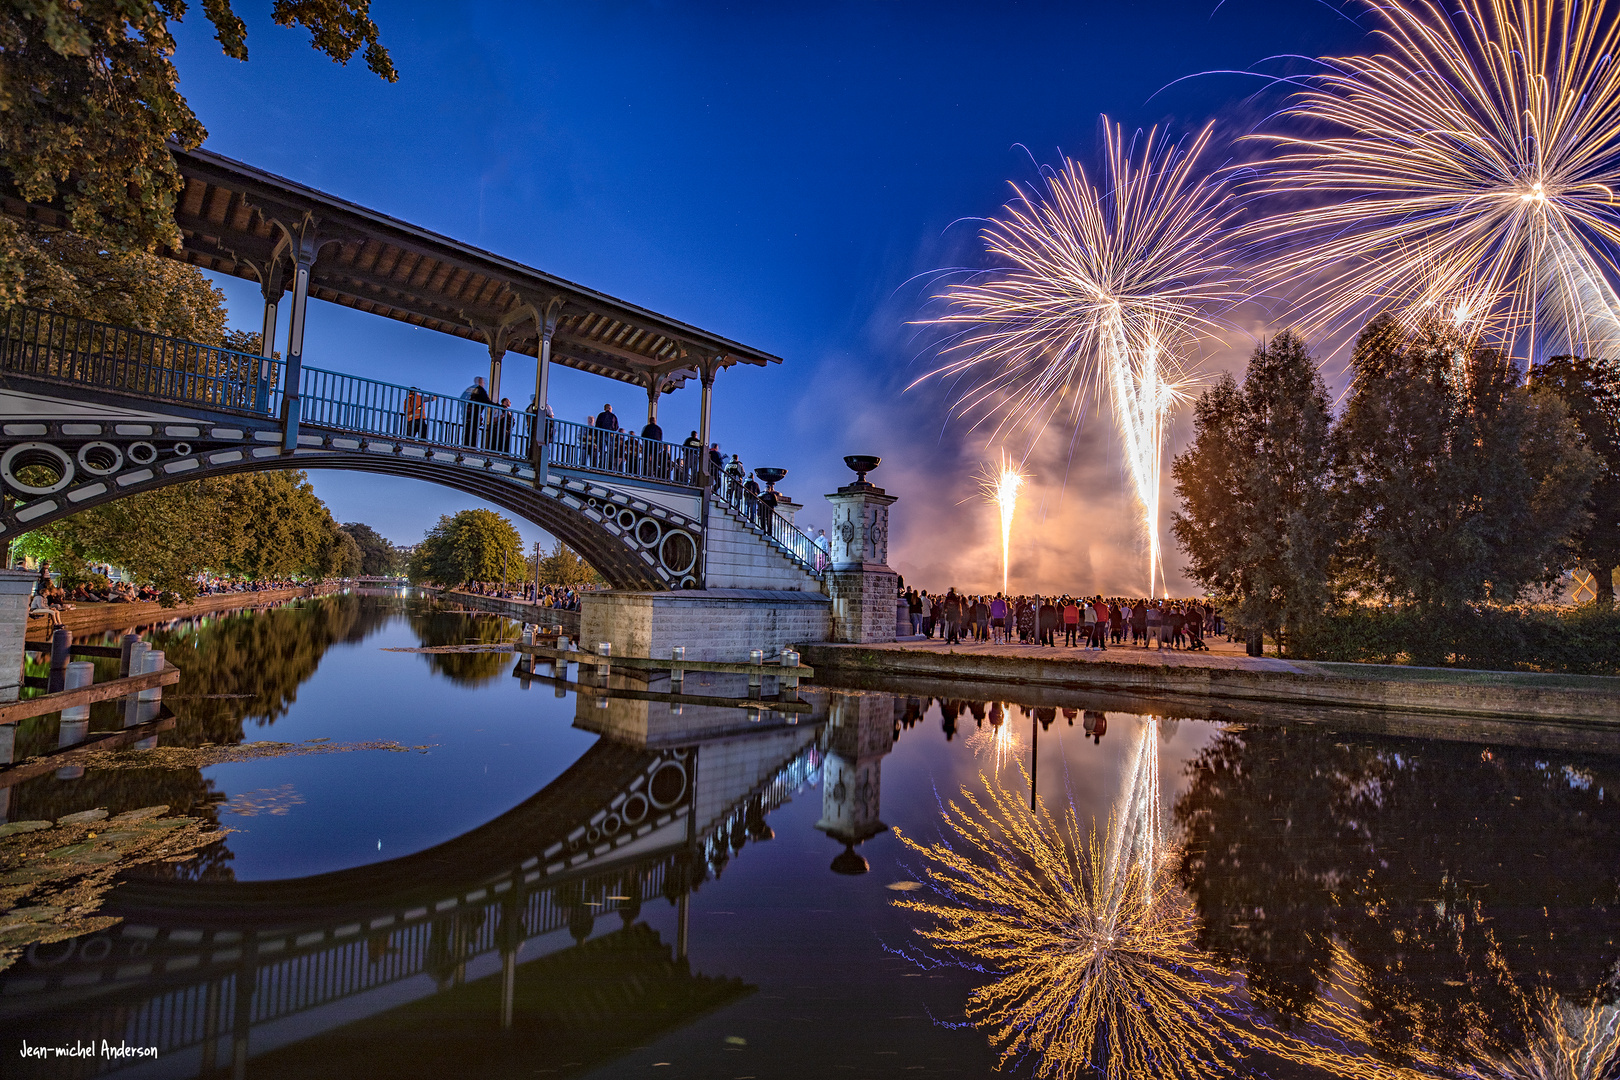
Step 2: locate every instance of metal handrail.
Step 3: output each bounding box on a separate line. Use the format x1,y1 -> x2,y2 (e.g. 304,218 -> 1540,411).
298,366 -> 703,488
0,305 -> 277,414
713,471 -> 826,578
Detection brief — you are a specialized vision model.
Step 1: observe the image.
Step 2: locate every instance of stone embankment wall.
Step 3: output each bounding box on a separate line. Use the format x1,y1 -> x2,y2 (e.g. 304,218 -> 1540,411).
800,644 -> 1620,724
580,588 -> 831,662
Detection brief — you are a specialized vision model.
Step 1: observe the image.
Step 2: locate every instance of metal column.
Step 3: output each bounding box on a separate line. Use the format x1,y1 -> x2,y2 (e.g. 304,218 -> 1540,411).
281,251 -> 314,451
532,316 -> 554,489
256,272 -> 282,414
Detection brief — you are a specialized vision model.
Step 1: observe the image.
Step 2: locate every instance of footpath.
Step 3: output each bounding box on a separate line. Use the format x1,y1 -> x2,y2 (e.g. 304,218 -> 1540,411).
800,635 -> 1620,723
25,585 -> 336,642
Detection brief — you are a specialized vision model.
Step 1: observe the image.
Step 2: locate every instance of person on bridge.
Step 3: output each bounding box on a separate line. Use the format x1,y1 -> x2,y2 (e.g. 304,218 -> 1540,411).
641,417 -> 663,441
743,470 -> 761,524
489,398 -> 514,454
461,377 -> 492,447
758,477 -> 778,536
404,387 -> 435,440
594,403 -> 621,469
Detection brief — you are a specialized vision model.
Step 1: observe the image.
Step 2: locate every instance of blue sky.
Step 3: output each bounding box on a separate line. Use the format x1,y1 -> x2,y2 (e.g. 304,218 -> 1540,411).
175,0 -> 1367,592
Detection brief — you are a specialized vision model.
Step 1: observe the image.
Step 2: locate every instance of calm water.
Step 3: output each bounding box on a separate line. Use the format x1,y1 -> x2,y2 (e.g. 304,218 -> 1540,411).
3,593 -> 1617,1079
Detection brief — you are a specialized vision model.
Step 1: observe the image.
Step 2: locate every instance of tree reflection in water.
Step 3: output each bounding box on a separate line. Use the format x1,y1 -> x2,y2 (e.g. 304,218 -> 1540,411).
1177,725 -> 1620,1079
8,594 -> 399,881
894,716 -> 1250,1079
408,604 -> 520,686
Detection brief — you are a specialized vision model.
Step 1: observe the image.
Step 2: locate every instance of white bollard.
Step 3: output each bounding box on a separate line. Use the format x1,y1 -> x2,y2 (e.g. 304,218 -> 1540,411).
55,660 -> 94,780
748,649 -> 763,692
670,646 -> 685,691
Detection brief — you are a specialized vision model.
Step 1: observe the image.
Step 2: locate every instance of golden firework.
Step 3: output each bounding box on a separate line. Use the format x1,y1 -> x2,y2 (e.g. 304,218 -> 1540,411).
979,452 -> 1027,595
895,719 -> 1247,1080
923,121 -> 1232,596
1247,0 -> 1620,362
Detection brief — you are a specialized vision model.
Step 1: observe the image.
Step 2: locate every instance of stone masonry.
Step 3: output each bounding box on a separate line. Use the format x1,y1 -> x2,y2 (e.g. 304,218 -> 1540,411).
701,507 -> 824,592
580,588 -> 832,663
824,478 -> 899,644
0,569 -> 36,704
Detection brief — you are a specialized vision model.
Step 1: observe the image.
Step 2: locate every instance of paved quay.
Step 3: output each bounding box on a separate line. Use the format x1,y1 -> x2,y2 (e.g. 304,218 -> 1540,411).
800,635 -> 1620,724
25,585 -> 333,641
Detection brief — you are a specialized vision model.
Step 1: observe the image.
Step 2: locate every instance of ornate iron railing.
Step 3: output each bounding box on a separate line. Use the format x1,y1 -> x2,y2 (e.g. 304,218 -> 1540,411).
0,305 -> 277,414
0,306 -> 705,491
714,470 -> 826,578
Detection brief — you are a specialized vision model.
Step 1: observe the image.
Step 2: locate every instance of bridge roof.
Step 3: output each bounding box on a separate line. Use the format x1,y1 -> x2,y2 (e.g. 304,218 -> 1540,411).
7,147 -> 783,391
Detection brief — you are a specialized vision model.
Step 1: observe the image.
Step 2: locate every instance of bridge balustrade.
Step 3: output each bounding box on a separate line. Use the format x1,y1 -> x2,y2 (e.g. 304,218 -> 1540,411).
0,305 -> 275,415
297,366 -> 702,488
713,470 -> 827,577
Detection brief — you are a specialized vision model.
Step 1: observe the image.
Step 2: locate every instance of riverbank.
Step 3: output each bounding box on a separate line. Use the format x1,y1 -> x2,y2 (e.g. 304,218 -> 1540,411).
24,584 -> 339,641
414,585 -> 582,634
799,637 -> 1620,723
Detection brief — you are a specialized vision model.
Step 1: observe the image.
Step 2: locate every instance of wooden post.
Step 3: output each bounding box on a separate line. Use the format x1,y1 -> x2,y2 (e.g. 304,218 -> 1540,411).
47,626 -> 70,693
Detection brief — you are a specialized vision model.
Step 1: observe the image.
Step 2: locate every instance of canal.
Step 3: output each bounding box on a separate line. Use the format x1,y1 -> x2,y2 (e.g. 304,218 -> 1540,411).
3,593 -> 1617,1078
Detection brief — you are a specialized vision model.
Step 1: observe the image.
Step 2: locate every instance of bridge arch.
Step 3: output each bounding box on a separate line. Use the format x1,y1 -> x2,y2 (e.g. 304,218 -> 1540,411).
0,416 -> 705,591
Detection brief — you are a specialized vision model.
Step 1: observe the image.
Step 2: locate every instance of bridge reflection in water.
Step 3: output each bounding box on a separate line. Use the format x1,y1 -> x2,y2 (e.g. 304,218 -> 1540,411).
0,673 -> 854,1079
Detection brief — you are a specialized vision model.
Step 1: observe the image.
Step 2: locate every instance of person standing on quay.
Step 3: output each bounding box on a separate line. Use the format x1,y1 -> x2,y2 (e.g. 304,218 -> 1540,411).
1132,598 -> 1148,646
989,593 -> 1008,643
1063,596 -> 1080,647
943,588 -> 963,644
1146,600 -> 1163,649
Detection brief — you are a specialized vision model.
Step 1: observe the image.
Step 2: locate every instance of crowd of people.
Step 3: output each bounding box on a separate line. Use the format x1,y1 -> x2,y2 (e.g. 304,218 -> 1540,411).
902,589 -> 1225,651
19,561 -> 310,626
461,580 -> 593,612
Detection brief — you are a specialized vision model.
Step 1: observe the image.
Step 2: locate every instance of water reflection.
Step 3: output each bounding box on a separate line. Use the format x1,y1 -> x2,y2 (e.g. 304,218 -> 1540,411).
1177,725 -> 1620,1078
895,714 -> 1249,1079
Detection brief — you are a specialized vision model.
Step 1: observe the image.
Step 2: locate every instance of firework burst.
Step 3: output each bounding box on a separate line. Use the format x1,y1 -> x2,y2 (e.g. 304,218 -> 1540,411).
923,120 -> 1234,595
1246,0 -> 1620,362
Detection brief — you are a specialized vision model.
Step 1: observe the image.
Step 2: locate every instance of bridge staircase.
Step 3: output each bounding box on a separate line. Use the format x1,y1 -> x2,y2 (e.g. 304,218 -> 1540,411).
703,474 -> 825,592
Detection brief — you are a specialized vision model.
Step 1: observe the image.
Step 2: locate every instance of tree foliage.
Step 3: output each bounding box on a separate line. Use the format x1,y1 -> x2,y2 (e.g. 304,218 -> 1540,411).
0,222 -> 232,330
407,509 -> 524,586
0,0 -> 394,270
341,522 -> 398,576
1336,318 -> 1595,607
19,470 -> 354,601
533,539 -> 601,588
1529,355 -> 1620,604
1172,331 -> 1336,651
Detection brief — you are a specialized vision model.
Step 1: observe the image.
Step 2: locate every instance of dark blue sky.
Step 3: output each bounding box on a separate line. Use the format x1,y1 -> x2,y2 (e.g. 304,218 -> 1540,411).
175,0 -> 1368,591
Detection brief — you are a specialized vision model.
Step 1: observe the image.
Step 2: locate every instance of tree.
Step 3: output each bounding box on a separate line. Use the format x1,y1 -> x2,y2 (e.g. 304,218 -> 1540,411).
1336,318 -> 1596,608
0,0 -> 394,278
20,470 -> 353,601
1530,356 -> 1620,605
341,522 -> 399,576
533,539 -> 601,587
1,224 -> 232,334
1172,331 -> 1336,654
407,509 -> 524,586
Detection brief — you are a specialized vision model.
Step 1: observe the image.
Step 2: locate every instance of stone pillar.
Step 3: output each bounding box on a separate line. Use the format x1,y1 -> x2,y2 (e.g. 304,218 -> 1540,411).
0,569 -> 35,704
824,477 -> 899,644
815,694 -> 894,874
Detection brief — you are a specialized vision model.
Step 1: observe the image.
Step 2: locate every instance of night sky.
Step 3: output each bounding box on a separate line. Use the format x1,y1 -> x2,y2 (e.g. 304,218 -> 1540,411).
174,0 -> 1369,593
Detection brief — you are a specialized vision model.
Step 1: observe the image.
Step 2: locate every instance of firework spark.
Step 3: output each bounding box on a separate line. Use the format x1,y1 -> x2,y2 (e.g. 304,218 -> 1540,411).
895,717 -> 1250,1079
924,121 -> 1232,595
980,452 -> 1027,594
1246,0 -> 1620,363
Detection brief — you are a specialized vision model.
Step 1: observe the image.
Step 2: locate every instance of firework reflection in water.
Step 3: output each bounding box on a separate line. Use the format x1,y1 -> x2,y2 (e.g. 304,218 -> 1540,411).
923,121 -> 1231,596
895,716 -> 1250,1079
1247,0 -> 1620,362
962,704 -> 1024,772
